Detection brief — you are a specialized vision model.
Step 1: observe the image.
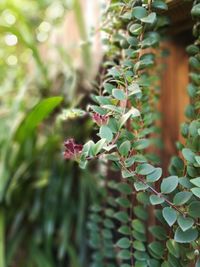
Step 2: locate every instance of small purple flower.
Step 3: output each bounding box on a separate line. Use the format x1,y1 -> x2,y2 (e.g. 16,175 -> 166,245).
64,138 -> 83,160
92,113 -> 109,126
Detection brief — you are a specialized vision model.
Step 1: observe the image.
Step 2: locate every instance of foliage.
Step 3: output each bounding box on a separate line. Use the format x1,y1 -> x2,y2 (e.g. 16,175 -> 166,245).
66,0 -> 200,266
0,0 -> 97,267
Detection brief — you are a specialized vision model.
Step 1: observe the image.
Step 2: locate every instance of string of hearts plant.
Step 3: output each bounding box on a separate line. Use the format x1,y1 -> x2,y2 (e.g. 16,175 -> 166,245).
63,0 -> 200,266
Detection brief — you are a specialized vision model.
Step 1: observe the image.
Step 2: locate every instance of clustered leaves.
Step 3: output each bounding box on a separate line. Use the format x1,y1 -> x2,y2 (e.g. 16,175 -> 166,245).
64,0 -> 200,266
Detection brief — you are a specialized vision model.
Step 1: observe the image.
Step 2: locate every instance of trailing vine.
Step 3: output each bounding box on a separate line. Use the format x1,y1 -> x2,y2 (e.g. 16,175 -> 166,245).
64,0 -> 200,266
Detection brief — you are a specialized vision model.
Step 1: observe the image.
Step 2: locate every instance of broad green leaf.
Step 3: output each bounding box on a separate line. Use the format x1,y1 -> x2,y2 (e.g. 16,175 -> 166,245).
162,207 -> 177,226
133,240 -> 146,252
190,177 -> 200,187
15,97 -> 63,141
149,225 -> 167,240
116,237 -> 131,249
118,225 -> 131,235
113,211 -> 129,223
120,107 -> 140,128
93,138 -> 107,155
191,3 -> 200,18
173,191 -> 192,206
147,168 -> 162,182
134,181 -> 149,191
134,139 -> 151,150
152,1 -> 168,10
128,83 -> 141,95
132,6 -> 147,19
99,125 -> 113,142
116,183 -> 132,194
104,82 -> 115,94
148,241 -> 164,258
149,195 -> 164,205
129,24 -> 143,35
141,12 -> 156,24
177,215 -> 194,232
166,239 -> 180,258
116,197 -> 131,208
118,250 -> 131,260
122,169 -> 135,178
188,201 -> 200,218
132,219 -> 145,234
191,187 -> 200,198
161,176 -> 178,194
136,163 -> 155,175
182,148 -> 195,163
119,140 -> 131,156
174,227 -> 198,243
112,89 -> 126,100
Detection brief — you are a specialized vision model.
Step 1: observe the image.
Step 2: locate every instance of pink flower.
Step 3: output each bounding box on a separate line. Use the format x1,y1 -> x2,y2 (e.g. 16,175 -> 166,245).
64,138 -> 83,160
92,113 -> 109,126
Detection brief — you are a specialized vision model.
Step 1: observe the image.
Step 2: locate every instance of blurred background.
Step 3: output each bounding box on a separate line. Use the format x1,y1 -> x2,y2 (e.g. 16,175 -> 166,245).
0,0 -> 194,266
0,0 -> 104,266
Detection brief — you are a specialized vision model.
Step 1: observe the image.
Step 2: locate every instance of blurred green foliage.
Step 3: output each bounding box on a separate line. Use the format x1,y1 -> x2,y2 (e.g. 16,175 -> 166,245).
0,0 -> 97,266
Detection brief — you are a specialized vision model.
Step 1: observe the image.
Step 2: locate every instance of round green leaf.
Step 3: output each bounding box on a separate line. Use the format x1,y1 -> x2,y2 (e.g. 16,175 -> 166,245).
174,227 -> 198,243
177,215 -> 194,232
99,125 -> 113,142
161,176 -> 178,194
162,207 -> 177,226
116,237 -> 131,249
173,191 -> 192,206
136,163 -> 155,175
112,88 -> 126,100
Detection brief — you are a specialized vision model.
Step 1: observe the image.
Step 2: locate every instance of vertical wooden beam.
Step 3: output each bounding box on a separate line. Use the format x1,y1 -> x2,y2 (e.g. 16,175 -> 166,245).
161,41 -> 189,175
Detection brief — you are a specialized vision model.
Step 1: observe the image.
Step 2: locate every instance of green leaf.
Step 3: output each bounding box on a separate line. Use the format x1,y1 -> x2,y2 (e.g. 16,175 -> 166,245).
133,241 -> 146,252
15,97 -> 63,141
129,24 -> 143,35
116,197 -> 131,208
173,191 -> 192,206
113,211 -> 129,223
116,238 -> 131,249
177,215 -> 194,232
166,239 -> 180,258
116,183 -> 132,194
120,107 -> 140,128
146,168 -> 162,182
182,148 -> 195,163
122,169 -> 135,178
112,89 -> 126,100
174,227 -> 198,243
132,7 -> 147,19
119,141 -> 131,156
148,241 -> 164,258
128,83 -> 141,95
191,188 -> 200,198
93,139 -> 107,155
104,82 -> 115,94
149,195 -> 164,205
132,219 -> 145,234
191,3 -> 200,18
161,176 -> 178,194
190,177 -> 200,187
152,1 -> 168,10
134,181 -> 149,191
118,225 -> 131,235
136,163 -> 155,175
134,139 -> 151,150
141,13 -> 157,24
188,201 -> 200,218
118,250 -> 131,260
99,125 -> 113,142
149,226 -> 167,240
162,207 -> 177,226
